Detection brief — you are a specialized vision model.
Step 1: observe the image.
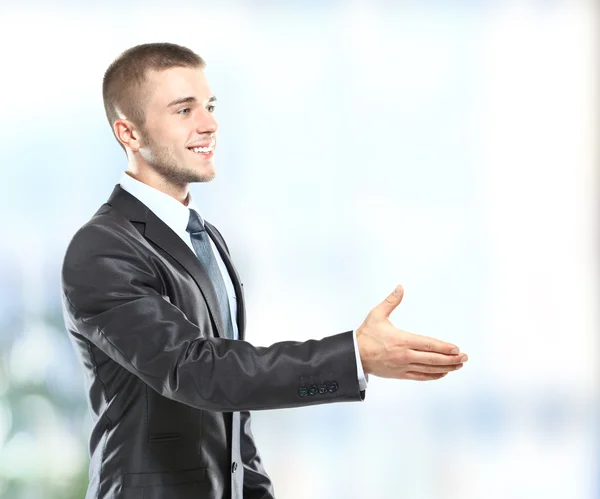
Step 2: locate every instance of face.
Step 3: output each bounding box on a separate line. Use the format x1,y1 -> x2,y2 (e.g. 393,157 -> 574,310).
129,66 -> 218,185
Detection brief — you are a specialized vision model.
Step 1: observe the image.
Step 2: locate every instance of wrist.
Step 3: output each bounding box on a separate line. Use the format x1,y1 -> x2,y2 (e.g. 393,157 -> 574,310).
355,327 -> 370,375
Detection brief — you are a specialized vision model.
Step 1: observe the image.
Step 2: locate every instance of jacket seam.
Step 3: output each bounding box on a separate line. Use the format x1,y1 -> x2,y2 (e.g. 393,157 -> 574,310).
86,339 -> 112,499
144,384 -> 149,474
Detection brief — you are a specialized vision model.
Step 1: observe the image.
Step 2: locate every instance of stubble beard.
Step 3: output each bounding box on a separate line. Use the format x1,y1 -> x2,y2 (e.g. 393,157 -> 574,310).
140,130 -> 216,186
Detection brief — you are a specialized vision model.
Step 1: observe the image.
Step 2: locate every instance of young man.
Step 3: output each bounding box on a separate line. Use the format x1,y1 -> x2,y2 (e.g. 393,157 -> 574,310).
61,42 -> 468,499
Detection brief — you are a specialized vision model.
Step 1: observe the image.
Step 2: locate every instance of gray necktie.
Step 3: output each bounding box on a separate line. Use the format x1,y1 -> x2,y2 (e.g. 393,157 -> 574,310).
186,209 -> 235,340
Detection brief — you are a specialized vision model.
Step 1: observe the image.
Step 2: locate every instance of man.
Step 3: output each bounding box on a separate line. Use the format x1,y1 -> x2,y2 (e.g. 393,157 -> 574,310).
61,42 -> 468,499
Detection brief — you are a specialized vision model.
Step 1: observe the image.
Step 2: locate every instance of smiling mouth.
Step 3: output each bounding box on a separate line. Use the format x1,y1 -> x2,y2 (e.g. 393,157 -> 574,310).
188,145 -> 214,155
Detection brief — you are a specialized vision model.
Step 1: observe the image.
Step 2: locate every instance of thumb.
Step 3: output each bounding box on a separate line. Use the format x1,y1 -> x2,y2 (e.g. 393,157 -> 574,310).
371,284 -> 404,320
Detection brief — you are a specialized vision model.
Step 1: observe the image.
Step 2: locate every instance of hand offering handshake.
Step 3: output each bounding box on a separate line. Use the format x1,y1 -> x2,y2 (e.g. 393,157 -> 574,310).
356,285 -> 468,381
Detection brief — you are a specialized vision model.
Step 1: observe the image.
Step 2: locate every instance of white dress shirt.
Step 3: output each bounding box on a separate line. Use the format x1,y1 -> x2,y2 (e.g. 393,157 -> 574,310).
119,172 -> 367,390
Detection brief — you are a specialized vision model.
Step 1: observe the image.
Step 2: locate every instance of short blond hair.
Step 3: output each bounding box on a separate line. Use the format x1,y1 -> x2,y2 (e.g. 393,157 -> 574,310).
102,42 -> 205,146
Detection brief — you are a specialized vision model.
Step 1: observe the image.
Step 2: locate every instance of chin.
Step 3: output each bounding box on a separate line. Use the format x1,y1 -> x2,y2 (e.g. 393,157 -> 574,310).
190,165 -> 216,183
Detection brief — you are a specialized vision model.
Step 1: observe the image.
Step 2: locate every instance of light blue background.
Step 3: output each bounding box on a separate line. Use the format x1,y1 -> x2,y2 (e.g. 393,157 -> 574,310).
0,1 -> 597,498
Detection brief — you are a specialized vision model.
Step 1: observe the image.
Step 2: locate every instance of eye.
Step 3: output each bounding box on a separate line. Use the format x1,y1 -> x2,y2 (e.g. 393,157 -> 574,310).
177,108 -> 190,115
207,105 -> 216,113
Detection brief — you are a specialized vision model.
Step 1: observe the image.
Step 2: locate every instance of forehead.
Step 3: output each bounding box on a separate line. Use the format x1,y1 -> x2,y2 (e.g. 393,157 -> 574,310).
143,67 -> 212,108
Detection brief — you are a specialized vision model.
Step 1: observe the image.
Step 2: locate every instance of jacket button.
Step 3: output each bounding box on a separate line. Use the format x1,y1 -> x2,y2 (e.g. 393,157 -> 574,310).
308,384 -> 319,396
327,381 -> 338,393
318,384 -> 327,395
232,462 -> 238,473
298,386 -> 308,397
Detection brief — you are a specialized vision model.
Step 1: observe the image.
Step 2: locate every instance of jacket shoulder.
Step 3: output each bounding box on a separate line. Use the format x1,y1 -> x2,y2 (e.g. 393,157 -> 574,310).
61,204 -> 147,271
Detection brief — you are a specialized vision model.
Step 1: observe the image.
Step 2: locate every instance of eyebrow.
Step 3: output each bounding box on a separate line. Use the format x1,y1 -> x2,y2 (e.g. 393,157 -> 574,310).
166,95 -> 217,108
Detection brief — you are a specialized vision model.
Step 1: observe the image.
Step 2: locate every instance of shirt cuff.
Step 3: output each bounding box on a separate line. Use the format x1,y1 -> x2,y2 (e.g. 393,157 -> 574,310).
352,329 -> 368,391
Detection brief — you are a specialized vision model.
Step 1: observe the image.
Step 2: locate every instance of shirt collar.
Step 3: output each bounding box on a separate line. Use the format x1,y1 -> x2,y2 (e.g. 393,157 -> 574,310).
118,172 -> 202,234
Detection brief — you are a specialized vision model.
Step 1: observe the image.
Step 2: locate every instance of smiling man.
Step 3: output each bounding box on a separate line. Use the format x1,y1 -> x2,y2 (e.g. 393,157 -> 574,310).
103,51 -> 218,197
61,42 -> 468,499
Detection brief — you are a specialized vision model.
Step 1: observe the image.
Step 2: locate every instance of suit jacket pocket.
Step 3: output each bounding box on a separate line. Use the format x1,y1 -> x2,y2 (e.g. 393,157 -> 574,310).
148,432 -> 182,443
123,467 -> 207,488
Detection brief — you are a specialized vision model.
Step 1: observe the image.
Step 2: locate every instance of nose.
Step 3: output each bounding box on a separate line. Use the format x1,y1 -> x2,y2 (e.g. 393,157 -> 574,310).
195,108 -> 218,135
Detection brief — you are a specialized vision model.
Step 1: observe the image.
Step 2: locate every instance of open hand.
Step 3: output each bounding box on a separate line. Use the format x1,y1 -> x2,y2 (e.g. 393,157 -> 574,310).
356,285 -> 467,381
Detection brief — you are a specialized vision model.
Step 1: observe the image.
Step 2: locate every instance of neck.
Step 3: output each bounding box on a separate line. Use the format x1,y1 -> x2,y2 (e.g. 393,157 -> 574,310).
124,168 -> 191,206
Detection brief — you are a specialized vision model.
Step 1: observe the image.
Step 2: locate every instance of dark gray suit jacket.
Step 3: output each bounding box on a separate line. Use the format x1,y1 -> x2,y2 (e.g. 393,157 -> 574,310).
61,185 -> 365,499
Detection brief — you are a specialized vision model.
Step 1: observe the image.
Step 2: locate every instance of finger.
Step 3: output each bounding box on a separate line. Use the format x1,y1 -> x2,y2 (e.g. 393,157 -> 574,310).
404,372 -> 448,381
408,363 -> 463,374
371,284 -> 404,320
405,332 -> 461,355
408,350 -> 468,366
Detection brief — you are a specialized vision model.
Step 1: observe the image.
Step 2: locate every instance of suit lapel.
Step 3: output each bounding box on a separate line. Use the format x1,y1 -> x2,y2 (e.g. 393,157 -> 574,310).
205,222 -> 246,338
106,185 -> 230,340
144,215 -> 229,339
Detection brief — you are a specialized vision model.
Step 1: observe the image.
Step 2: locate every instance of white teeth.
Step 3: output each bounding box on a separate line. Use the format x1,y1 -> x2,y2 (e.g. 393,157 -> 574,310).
191,146 -> 213,154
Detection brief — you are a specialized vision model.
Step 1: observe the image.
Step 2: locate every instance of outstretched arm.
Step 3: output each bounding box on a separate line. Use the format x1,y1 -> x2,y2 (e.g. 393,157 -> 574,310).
61,221 -> 363,413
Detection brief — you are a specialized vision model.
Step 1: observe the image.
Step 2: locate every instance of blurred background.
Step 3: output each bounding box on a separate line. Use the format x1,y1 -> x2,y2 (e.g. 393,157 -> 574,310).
0,1 -> 597,498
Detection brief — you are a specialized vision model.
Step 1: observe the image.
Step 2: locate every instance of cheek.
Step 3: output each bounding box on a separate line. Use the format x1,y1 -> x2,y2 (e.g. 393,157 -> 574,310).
145,117 -> 186,147
168,122 -> 194,149
153,131 -> 183,153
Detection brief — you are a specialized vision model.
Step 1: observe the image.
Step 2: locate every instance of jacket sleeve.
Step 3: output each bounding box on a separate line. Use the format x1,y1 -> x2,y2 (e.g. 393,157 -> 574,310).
61,220 -> 364,413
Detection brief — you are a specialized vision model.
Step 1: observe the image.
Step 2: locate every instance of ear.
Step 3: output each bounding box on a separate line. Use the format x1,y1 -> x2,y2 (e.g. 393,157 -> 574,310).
114,119 -> 143,152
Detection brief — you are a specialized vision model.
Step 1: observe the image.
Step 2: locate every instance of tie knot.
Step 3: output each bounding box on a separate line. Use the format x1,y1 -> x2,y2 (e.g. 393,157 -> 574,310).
186,209 -> 205,234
